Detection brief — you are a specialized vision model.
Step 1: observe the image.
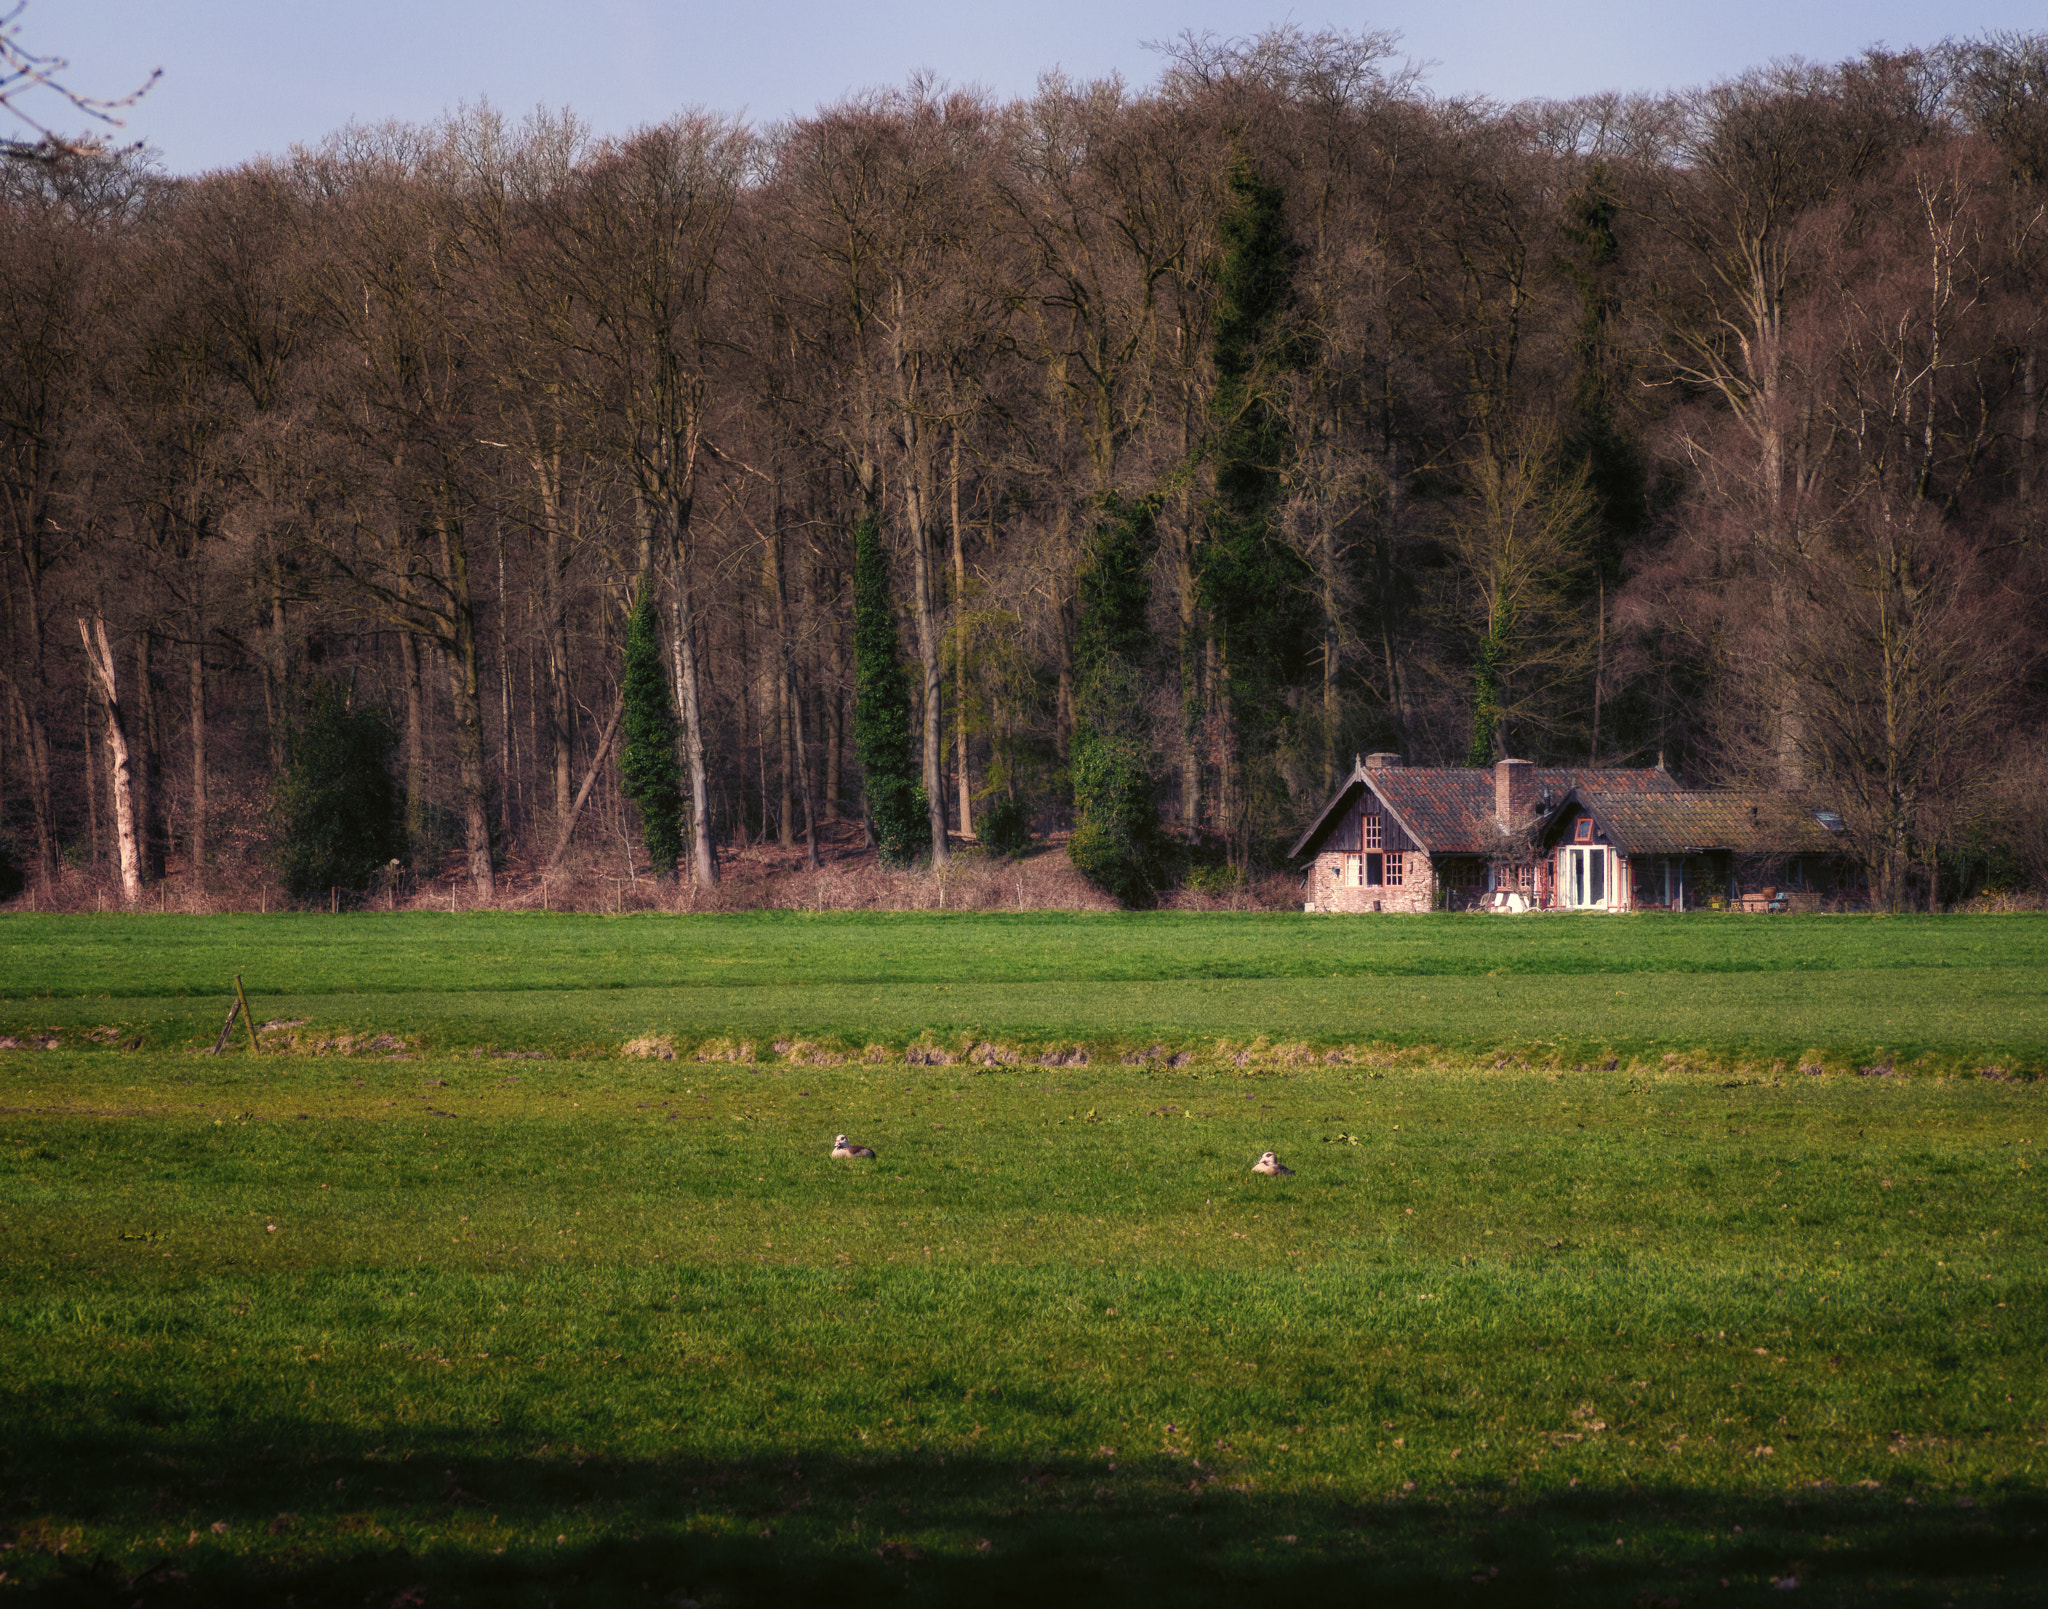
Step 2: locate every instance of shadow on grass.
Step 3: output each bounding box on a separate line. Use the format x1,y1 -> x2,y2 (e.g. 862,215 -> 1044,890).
7,1417 -> 2046,1607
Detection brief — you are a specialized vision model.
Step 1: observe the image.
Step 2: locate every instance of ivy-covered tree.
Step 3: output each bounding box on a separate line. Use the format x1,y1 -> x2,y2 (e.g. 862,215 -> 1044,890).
851,512 -> 927,867
1199,144 -> 1314,861
619,580 -> 685,877
1069,494 -> 1167,907
270,678 -> 403,905
1558,164 -> 1659,764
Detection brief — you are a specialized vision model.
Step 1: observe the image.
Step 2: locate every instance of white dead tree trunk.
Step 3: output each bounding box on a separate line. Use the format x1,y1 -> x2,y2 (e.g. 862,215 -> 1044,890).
77,616 -> 143,905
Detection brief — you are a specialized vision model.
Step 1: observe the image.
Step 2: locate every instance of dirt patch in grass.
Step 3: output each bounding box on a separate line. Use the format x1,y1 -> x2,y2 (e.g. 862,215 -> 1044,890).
772,1040 -> 846,1066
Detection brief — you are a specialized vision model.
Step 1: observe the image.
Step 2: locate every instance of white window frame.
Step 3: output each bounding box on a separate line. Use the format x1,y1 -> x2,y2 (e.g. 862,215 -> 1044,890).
1562,845 -> 1610,909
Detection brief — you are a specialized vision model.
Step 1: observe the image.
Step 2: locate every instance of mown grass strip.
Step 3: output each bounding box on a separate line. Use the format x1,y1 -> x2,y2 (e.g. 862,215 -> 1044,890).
8,912 -> 2042,1073
4,910 -> 2045,996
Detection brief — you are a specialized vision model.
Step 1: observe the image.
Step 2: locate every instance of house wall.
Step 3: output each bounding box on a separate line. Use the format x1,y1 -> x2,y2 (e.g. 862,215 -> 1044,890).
1551,807 -> 1625,911
1308,849 -> 1435,913
1305,792 -> 1432,912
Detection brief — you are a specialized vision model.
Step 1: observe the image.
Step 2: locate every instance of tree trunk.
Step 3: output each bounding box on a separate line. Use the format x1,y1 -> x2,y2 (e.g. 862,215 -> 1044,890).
1319,513 -> 1338,795
545,688 -> 624,870
670,576 -> 719,888
1591,572 -> 1605,764
400,628 -> 425,853
534,447 -> 577,828
187,639 -> 207,896
1196,630 -> 1212,827
2021,346 -> 2036,501
85,681 -> 101,875
6,679 -> 55,882
902,433 -> 951,865
949,427 -> 974,839
791,667 -> 820,871
825,580 -> 845,820
1053,505 -> 1074,766
1175,516 -> 1202,827
261,552 -> 291,772
777,661 -> 796,850
767,496 -> 821,871
436,513 -> 496,901
77,617 -> 143,905
1374,530 -> 1412,759
496,523 -> 516,845
134,629 -> 166,881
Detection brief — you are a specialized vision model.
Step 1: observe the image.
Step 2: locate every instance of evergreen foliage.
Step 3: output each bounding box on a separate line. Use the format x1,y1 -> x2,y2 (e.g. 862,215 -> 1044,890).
851,512 -> 928,868
1070,495 -> 1167,907
1466,635 -> 1506,767
976,796 -> 1032,860
619,580 -> 685,878
269,678 -> 403,905
1558,163 -> 1670,761
1199,145 -> 1316,856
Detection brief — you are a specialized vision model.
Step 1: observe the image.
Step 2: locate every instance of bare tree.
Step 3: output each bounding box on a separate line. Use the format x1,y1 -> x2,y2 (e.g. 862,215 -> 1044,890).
532,114 -> 749,888
0,2 -> 158,160
74,613 -> 140,900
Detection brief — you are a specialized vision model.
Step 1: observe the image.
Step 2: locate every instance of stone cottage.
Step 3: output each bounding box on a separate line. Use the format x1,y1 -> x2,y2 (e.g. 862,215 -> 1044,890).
1292,754 -> 1853,912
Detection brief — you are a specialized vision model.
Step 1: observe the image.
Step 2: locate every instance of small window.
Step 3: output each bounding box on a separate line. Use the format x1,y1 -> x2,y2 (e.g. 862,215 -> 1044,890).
1343,854 -> 1362,887
1573,818 -> 1595,843
1362,812 -> 1384,850
1365,852 -> 1385,886
1385,852 -> 1404,887
1517,863 -> 1534,890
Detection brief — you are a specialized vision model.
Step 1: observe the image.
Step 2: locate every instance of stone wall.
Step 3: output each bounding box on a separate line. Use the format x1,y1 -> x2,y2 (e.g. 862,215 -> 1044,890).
1306,851 -> 1435,913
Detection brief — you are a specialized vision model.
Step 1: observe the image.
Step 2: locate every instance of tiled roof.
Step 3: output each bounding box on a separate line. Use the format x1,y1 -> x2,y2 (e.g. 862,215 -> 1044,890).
1291,762 -> 1682,858
1367,770 -> 1495,853
1567,791 -> 1845,856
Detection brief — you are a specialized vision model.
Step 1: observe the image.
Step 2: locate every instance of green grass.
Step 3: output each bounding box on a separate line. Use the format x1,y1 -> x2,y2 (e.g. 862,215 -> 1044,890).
4,910 -> 2046,1071
3,914 -> 2045,1603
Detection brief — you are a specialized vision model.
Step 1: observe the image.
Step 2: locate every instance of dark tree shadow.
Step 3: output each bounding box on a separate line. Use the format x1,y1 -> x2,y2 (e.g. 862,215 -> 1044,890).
7,1415 -> 2045,1606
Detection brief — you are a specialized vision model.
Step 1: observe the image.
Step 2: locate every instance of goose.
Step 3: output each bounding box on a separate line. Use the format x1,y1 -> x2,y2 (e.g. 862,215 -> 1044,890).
831,1133 -> 877,1160
1251,1150 -> 1294,1176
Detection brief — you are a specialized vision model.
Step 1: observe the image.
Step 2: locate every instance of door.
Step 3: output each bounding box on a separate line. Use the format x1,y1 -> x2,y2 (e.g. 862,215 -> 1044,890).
1563,846 -> 1608,909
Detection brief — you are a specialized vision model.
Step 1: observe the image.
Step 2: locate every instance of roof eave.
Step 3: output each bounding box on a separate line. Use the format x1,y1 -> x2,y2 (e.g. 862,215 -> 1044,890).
1287,770 -> 1366,861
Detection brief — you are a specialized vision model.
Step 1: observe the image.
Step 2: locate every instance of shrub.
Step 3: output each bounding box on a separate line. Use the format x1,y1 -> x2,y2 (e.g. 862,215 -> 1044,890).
978,797 -> 1032,859
270,679 -> 404,906
1185,863 -> 1245,898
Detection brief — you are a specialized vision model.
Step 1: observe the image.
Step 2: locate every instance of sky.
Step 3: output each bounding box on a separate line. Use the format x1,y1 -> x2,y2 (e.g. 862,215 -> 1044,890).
23,1 -> 2048,175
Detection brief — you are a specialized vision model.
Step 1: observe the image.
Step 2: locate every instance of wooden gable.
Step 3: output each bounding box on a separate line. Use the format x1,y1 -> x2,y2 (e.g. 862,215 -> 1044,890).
1322,790 -> 1417,856
1555,805 -> 1609,848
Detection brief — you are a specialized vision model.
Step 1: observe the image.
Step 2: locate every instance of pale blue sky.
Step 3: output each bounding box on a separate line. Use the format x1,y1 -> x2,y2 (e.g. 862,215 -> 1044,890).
33,1 -> 2048,174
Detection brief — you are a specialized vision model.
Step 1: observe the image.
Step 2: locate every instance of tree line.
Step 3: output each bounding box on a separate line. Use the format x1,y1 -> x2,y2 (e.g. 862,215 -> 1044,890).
3,26 -> 2046,911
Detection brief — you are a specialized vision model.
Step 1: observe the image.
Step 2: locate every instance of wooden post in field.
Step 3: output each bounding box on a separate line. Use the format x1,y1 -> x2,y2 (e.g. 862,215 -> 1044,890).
234,973 -> 259,1056
208,994 -> 242,1054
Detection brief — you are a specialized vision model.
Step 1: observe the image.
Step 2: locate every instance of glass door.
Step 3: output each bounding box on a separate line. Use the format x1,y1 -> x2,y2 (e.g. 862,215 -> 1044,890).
1564,846 -> 1607,909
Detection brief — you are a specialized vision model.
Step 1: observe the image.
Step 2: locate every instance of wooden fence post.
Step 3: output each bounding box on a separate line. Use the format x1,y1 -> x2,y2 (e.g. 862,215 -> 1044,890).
234,973 -> 259,1056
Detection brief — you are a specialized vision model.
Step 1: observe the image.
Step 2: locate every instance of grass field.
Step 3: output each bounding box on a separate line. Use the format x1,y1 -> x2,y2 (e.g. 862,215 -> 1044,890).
2,912 -> 2044,1604
3,910 -> 2045,1072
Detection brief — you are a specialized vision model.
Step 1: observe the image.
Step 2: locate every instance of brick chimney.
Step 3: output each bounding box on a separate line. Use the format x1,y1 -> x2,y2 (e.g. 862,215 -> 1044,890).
1363,752 -> 1402,771
1494,757 -> 1534,832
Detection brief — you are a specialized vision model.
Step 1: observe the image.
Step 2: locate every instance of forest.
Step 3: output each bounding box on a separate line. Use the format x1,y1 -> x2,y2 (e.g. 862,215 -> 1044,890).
3,26 -> 2046,912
